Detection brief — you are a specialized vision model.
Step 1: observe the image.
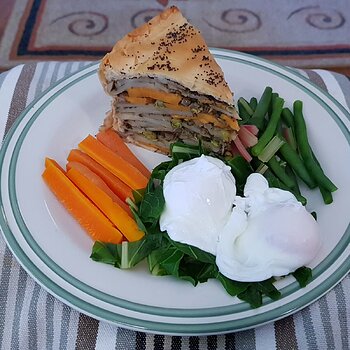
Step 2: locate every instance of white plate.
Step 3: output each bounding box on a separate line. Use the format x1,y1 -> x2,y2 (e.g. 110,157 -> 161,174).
0,49 -> 349,335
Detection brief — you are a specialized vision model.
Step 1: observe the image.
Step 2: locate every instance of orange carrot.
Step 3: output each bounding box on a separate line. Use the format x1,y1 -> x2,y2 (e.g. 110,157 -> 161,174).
124,96 -> 154,105
127,87 -> 181,105
67,167 -> 144,242
42,159 -> 123,244
96,129 -> 151,178
45,157 -> 65,172
67,149 -> 133,201
221,114 -> 240,131
66,161 -> 132,216
79,135 -> 148,190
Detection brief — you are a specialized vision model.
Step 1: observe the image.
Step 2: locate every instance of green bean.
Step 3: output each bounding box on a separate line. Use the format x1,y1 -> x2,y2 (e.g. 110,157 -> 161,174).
267,156 -> 294,188
296,193 -> 307,206
264,169 -> 307,205
249,97 -> 258,111
251,96 -> 284,156
311,150 -> 333,204
309,149 -> 333,203
285,166 -> 301,195
268,93 -> 279,117
281,108 -> 295,129
276,119 -> 283,139
293,100 -> 337,192
319,186 -> 333,204
286,166 -> 307,205
311,149 -> 321,166
278,141 -> 316,188
283,127 -> 297,151
238,100 -> 251,124
238,97 -> 254,116
249,87 -> 273,130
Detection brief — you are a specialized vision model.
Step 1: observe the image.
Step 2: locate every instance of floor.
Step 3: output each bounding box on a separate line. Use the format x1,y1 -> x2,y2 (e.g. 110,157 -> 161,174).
0,0 -> 349,75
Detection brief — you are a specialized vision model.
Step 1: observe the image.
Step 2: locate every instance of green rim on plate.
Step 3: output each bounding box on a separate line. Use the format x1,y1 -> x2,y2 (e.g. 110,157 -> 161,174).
0,50 -> 349,335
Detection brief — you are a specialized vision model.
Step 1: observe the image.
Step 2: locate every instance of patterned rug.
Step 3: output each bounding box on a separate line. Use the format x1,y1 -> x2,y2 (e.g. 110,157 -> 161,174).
0,0 -> 349,72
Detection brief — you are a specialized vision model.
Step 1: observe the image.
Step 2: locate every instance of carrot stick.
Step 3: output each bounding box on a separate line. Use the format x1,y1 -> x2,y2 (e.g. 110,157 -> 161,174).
45,157 -> 65,172
66,161 -> 132,216
42,159 -> 123,244
67,149 -> 133,201
78,135 -> 148,190
96,129 -> 150,178
67,167 -> 144,242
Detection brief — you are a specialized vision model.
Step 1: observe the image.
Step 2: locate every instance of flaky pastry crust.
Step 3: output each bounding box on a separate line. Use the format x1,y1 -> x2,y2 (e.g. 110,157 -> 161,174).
99,6 -> 233,104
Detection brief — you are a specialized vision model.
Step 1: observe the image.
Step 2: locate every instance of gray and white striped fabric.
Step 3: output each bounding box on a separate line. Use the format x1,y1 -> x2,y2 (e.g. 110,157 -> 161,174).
0,62 -> 349,350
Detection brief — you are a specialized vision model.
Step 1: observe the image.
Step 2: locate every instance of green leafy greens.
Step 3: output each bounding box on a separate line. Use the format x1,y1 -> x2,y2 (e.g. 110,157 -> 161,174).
90,141 -> 313,309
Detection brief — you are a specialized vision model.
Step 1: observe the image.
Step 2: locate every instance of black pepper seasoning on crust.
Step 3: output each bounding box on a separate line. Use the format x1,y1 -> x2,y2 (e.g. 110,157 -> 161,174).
145,22 -> 201,72
146,22 -> 218,80
191,45 -> 205,53
148,19 -> 226,89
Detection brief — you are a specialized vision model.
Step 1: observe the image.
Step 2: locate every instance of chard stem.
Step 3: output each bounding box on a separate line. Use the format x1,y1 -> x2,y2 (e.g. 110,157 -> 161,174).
258,135 -> 285,163
121,241 -> 129,269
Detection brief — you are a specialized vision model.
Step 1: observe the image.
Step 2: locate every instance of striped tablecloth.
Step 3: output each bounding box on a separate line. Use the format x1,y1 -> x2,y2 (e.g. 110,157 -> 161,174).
0,62 -> 349,350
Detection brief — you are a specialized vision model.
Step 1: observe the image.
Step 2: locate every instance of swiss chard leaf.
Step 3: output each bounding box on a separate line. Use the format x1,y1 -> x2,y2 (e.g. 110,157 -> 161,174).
159,247 -> 184,276
122,234 -> 165,268
176,274 -> 197,286
147,249 -> 169,276
237,285 -> 263,308
90,234 -> 164,269
292,266 -> 312,287
90,241 -> 119,265
139,182 -> 165,224
226,156 -> 253,185
217,274 -> 281,307
147,222 -> 164,235
147,243 -> 185,277
146,240 -> 217,286
256,278 -> 281,300
132,188 -> 146,205
217,274 -> 249,296
130,206 -> 148,234
170,141 -> 204,162
226,156 -> 253,195
178,255 -> 218,285
150,161 -> 176,181
169,239 -> 216,265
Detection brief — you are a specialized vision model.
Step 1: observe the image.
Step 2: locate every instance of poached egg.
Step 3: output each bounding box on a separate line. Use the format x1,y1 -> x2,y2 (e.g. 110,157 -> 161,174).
159,155 -> 321,282
216,174 -> 320,281
159,155 -> 236,255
